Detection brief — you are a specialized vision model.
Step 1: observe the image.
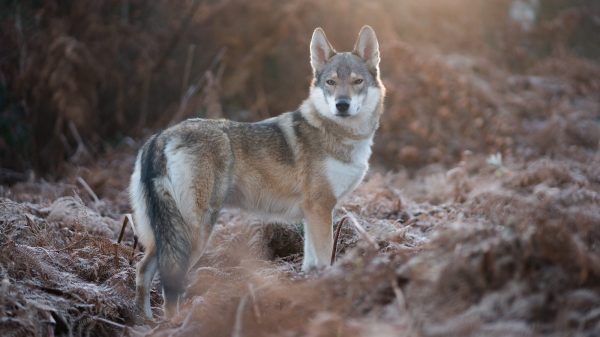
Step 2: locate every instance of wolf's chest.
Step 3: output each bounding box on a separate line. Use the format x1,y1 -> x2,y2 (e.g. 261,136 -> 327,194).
324,138 -> 372,200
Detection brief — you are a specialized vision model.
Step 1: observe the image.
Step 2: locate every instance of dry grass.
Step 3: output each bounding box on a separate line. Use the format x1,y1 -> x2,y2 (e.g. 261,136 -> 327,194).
1,141 -> 599,336
1,0 -> 599,173
1,0 -> 599,336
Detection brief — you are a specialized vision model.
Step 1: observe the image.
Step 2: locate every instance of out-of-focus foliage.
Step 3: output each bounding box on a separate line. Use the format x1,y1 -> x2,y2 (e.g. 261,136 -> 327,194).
1,2 -> 599,336
0,0 -> 598,174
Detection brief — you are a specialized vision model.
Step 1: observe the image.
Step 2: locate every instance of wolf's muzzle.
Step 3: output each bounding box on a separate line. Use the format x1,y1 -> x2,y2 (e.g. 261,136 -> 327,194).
335,99 -> 350,117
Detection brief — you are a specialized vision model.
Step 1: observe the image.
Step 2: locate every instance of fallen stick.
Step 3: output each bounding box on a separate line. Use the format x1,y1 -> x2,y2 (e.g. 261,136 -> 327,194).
170,47 -> 227,125
117,214 -> 139,263
91,316 -> 145,336
247,283 -> 262,324
76,177 -> 99,204
180,44 -> 196,97
68,121 -> 92,161
330,216 -> 347,265
341,208 -> 379,250
117,214 -> 134,244
390,278 -> 407,314
231,295 -> 248,337
390,278 -> 416,334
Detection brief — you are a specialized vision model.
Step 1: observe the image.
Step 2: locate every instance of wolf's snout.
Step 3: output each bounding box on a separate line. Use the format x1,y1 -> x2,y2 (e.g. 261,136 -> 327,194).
335,100 -> 350,115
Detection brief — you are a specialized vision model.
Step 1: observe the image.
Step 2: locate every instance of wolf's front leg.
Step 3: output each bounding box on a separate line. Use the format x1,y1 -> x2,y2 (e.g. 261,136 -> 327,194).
302,199 -> 335,271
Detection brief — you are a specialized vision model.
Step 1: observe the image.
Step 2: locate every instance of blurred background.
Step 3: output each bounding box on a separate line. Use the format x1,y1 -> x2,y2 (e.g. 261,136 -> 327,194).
1,0 -> 599,178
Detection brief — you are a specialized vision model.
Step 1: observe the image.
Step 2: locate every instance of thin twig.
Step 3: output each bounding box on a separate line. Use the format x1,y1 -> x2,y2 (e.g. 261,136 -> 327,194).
390,278 -> 407,314
390,278 -> 416,334
91,316 -> 145,336
138,74 -> 151,128
117,214 -> 138,263
331,216 -> 347,265
231,295 -> 248,337
42,310 -> 56,337
180,44 -> 196,97
150,0 -> 203,74
117,214 -> 134,243
68,121 -> 92,161
76,177 -> 99,204
139,0 -> 223,128
0,168 -> 27,184
130,236 -> 138,264
54,236 -> 88,252
15,3 -> 26,75
170,47 -> 227,125
341,208 -> 379,250
247,283 -> 261,324
58,133 -> 73,155
92,316 -> 125,329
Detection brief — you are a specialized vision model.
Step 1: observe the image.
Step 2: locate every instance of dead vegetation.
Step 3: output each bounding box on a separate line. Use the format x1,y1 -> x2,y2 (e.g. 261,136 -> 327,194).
2,146 -> 599,336
2,0 -> 599,174
1,0 -> 599,336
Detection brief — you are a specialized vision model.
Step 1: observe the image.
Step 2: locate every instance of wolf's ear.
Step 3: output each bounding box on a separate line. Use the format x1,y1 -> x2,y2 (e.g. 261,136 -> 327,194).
353,25 -> 380,72
310,27 -> 336,74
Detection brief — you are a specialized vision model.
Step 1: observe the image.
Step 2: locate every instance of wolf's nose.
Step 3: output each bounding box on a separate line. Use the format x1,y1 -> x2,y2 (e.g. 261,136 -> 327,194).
336,101 -> 350,113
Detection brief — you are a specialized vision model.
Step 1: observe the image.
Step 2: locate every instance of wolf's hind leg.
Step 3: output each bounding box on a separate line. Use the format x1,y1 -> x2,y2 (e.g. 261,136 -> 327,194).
157,225 -> 193,319
136,245 -> 158,319
156,200 -> 217,318
157,136 -> 231,318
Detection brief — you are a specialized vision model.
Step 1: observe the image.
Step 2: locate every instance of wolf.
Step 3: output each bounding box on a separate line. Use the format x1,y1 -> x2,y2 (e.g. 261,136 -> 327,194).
129,25 -> 385,319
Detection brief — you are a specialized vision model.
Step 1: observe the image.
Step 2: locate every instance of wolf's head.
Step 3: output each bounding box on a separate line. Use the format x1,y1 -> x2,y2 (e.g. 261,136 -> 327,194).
308,26 -> 384,123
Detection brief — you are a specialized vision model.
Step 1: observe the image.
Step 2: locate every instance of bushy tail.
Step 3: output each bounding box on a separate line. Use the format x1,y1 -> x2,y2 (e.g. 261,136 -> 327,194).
139,134 -> 192,315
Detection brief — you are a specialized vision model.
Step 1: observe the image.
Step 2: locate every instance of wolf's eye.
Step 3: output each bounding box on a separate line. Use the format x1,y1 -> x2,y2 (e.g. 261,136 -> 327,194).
353,79 -> 364,85
326,79 -> 336,86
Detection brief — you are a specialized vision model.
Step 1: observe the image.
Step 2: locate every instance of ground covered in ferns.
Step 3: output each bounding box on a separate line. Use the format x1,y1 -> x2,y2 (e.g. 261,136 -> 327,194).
1,1 -> 600,336
1,109 -> 599,337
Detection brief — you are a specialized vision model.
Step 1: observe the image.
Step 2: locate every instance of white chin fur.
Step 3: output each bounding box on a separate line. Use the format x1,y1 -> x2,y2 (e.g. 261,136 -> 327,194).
309,86 -> 381,120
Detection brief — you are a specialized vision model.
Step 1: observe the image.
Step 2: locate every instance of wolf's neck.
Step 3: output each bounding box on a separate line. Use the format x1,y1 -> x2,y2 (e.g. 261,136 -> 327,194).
299,99 -> 381,141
